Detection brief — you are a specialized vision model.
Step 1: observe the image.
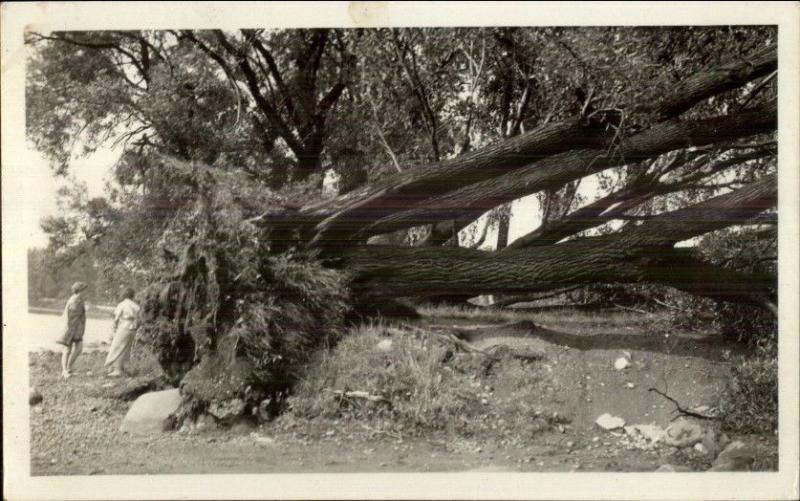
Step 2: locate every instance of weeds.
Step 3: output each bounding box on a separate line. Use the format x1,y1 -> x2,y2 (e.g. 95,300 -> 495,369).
717,337 -> 778,434
286,322 -> 559,440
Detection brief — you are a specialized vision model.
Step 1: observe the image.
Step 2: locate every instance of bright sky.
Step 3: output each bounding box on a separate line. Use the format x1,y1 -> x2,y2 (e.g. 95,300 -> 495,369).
22,144 -> 122,249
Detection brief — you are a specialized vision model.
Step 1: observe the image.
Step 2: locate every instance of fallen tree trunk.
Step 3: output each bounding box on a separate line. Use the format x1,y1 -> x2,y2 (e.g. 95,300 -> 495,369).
301,113 -> 620,246
343,176 -> 776,303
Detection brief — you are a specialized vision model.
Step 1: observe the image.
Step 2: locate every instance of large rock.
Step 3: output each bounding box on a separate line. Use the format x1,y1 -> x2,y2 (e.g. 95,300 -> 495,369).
708,441 -> 756,471
664,418 -> 704,448
120,388 -> 182,434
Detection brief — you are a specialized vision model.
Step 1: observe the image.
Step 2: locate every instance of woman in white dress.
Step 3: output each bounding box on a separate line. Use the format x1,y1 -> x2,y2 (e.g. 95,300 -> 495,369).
104,287 -> 141,377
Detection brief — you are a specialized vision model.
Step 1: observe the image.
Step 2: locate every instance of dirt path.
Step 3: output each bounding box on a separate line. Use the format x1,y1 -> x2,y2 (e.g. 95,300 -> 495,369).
28,312 -> 777,475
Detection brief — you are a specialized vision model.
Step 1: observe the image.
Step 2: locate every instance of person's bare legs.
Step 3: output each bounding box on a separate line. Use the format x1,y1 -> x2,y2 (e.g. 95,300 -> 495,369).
66,341 -> 83,374
60,345 -> 71,378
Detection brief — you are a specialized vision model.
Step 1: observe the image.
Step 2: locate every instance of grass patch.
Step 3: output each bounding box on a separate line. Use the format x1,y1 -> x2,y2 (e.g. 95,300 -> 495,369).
418,303 -> 661,331
717,339 -> 778,435
286,321 -> 563,440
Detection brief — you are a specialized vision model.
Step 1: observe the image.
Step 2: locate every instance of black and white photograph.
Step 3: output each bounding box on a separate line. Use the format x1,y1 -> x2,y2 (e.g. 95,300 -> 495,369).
3,2 -> 799,500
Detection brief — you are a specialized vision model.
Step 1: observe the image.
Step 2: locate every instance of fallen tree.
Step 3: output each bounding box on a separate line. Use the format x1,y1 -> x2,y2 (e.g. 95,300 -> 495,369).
37,31 -> 775,425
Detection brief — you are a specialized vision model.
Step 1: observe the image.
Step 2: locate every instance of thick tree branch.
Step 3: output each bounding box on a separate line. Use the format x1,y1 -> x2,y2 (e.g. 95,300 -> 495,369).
650,43 -> 776,119
340,178 -> 775,309
359,102 -> 775,241
508,148 -> 774,249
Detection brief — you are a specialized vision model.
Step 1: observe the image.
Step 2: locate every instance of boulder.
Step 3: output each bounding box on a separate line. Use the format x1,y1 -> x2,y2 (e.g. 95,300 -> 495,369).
664,418 -> 704,448
595,413 -> 626,431
709,441 -> 756,471
120,388 -> 182,434
655,464 -> 693,472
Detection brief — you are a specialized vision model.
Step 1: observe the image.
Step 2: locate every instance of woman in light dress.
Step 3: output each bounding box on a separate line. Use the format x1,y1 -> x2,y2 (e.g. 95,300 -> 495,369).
104,287 -> 141,377
55,281 -> 88,379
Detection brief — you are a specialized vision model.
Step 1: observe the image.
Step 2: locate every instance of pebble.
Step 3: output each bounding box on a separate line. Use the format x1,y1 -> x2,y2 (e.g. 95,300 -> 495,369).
614,357 -> 631,370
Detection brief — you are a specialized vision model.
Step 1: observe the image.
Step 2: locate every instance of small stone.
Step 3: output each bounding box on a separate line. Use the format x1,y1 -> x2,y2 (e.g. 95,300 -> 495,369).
625,382 -> 635,389
592,436 -> 600,442
375,339 -> 393,352
614,357 -> 631,370
325,430 -> 335,437
693,442 -> 708,455
251,432 -> 276,446
566,441 -> 575,448
595,413 -> 626,431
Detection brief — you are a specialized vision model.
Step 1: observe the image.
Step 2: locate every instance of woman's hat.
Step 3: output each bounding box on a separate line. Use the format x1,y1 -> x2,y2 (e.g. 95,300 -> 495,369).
71,281 -> 88,294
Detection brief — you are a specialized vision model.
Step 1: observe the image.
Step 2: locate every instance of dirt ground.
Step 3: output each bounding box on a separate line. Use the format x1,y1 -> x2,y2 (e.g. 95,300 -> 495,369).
28,310 -> 778,475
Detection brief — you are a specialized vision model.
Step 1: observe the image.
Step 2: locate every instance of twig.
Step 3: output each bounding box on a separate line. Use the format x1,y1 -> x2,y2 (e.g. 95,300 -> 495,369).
648,388 -> 717,421
653,298 -> 686,312
333,390 -> 391,405
613,304 -> 650,315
